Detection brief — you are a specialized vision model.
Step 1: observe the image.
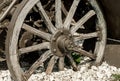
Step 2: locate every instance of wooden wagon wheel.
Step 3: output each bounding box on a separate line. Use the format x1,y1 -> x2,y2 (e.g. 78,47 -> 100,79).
6,0 -> 106,81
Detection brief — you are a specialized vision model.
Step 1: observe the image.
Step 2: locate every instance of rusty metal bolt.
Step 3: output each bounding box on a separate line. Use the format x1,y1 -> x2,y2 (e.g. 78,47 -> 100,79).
53,49 -> 57,53
52,38 -> 56,41
69,34 -> 72,38
60,30 -> 63,34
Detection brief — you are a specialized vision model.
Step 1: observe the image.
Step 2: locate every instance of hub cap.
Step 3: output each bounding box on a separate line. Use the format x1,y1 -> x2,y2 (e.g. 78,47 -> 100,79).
51,29 -> 74,57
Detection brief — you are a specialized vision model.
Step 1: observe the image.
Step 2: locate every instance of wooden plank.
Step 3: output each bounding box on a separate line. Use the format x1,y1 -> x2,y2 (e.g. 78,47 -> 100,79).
104,44 -> 120,68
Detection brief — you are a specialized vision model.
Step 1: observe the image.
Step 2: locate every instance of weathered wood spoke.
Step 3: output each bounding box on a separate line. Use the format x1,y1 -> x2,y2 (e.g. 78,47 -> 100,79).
73,32 -> 99,40
22,24 -> 51,41
46,56 -> 58,74
61,2 -> 68,16
24,50 -> 52,79
67,54 -> 78,71
72,47 -> 96,59
55,0 -> 62,28
19,42 -> 50,55
36,1 -> 56,34
64,0 -> 81,29
58,57 -> 64,71
0,57 -> 6,62
71,10 -> 96,34
61,2 -> 76,26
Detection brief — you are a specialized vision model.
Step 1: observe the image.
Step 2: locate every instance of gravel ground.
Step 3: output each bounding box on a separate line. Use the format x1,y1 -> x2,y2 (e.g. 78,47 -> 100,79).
0,62 -> 120,81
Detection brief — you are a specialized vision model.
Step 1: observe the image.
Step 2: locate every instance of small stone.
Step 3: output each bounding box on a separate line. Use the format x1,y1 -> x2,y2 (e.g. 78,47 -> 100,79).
96,72 -> 104,79
91,66 -> 98,71
0,62 -> 120,81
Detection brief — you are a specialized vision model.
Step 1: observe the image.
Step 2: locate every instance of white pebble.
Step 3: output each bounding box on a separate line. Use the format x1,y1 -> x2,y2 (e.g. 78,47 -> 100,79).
0,62 -> 120,81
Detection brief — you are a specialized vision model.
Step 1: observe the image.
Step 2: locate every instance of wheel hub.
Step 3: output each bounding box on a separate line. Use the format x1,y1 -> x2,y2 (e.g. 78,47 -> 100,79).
51,29 -> 74,57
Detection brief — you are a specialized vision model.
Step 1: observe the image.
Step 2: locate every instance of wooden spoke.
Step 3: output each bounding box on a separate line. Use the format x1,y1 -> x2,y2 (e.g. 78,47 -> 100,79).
46,56 -> 58,74
67,54 -> 78,71
55,0 -> 62,28
61,2 -> 76,25
58,57 -> 64,71
61,2 -> 68,16
36,1 -> 56,34
24,50 -> 52,79
71,10 -> 96,34
19,42 -> 50,55
73,32 -> 99,40
22,24 -> 51,41
64,0 -> 81,29
72,47 -> 96,59
0,57 -> 6,62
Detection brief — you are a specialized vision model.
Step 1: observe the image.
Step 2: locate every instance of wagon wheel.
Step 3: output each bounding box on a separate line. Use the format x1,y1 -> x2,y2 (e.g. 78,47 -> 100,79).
6,0 -> 106,81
